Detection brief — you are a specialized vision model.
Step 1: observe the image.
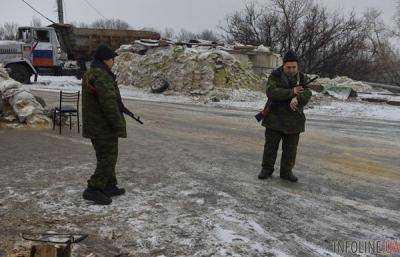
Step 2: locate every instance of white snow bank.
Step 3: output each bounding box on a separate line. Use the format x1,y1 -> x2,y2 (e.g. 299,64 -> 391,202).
25,75 -> 82,92
306,101 -> 400,121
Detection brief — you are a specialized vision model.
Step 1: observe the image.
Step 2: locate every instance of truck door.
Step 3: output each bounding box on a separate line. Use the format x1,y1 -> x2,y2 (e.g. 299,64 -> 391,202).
31,29 -> 54,68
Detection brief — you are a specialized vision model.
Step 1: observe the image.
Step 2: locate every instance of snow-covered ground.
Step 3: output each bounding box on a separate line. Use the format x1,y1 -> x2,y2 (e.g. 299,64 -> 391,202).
306,100 -> 400,121
26,75 -> 82,92
24,76 -> 194,104
2,98 -> 400,257
3,76 -> 400,256
24,76 -> 400,122
358,92 -> 400,102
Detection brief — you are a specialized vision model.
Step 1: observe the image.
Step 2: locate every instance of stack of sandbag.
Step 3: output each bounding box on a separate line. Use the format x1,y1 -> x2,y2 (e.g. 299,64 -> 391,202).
113,45 -> 263,97
0,64 -> 51,128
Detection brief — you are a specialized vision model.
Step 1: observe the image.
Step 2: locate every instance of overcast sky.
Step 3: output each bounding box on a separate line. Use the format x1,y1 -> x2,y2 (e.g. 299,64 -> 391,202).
0,0 -> 397,32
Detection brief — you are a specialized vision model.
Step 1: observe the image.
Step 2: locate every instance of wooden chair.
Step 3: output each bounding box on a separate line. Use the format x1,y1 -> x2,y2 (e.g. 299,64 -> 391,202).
52,91 -> 80,134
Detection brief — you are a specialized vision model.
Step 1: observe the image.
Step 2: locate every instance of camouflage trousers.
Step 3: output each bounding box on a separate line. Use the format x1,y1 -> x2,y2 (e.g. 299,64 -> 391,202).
87,137 -> 119,190
262,128 -> 300,175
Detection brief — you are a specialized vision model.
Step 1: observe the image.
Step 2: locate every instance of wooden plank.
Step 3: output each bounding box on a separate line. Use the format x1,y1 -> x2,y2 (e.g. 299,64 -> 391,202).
31,244 -> 71,257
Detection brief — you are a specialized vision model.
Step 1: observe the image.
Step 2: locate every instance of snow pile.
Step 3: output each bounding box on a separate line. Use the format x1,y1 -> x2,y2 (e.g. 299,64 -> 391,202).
306,100 -> 400,121
309,76 -> 373,100
335,76 -> 373,92
0,64 -> 51,128
207,88 -> 266,109
113,45 -> 263,98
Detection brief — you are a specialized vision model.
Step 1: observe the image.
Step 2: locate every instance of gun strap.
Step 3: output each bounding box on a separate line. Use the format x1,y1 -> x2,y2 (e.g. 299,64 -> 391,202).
87,83 -> 98,96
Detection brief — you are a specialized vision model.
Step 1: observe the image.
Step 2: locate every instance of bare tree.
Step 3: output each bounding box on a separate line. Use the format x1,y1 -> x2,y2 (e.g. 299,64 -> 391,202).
222,2 -> 265,45
221,0 -> 400,85
161,27 -> 175,39
176,29 -> 197,42
271,0 -> 312,50
196,29 -> 220,42
72,21 -> 90,28
91,18 -> 130,29
30,17 -> 42,27
0,22 -> 19,40
175,28 -> 220,42
394,0 -> 400,37
362,8 -> 400,85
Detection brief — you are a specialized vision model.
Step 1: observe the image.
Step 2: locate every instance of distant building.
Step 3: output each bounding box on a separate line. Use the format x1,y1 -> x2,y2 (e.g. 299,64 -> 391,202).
227,45 -> 282,76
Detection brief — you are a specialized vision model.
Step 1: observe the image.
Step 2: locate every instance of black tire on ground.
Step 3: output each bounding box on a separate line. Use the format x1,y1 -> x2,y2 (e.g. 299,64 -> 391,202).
151,77 -> 170,93
7,63 -> 31,84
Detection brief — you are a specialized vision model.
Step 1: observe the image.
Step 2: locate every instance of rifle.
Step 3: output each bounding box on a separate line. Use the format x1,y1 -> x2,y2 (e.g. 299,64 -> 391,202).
0,97 -> 3,117
123,107 -> 144,125
87,79 -> 144,125
255,76 -> 319,122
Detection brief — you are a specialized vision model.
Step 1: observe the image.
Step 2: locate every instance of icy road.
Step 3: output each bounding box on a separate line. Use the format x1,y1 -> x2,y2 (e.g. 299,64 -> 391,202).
0,90 -> 399,257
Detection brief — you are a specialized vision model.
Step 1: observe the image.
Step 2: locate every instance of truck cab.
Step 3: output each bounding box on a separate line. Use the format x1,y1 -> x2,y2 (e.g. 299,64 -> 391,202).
17,26 -> 67,75
0,40 -> 37,84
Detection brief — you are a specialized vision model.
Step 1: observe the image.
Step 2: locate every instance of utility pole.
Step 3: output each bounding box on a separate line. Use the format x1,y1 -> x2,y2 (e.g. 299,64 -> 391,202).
56,0 -> 64,23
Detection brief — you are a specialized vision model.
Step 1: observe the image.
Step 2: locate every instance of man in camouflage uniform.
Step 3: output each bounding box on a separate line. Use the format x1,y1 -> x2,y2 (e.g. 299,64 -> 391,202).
258,50 -> 312,182
82,44 -> 127,205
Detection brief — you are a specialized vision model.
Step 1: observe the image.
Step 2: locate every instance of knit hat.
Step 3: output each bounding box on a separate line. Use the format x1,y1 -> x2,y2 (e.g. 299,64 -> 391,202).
93,44 -> 117,60
283,50 -> 298,63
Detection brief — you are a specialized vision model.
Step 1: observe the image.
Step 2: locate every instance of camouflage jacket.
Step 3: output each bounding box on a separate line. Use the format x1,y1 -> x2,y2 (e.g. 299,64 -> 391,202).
82,60 -> 127,139
261,66 -> 312,134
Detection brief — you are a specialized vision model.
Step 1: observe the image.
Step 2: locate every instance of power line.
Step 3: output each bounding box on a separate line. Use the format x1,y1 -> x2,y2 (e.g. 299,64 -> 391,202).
82,0 -> 107,20
20,0 -> 56,24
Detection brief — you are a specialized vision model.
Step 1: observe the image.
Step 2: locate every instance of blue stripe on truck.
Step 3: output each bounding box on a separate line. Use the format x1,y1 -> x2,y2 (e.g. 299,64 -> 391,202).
33,50 -> 53,58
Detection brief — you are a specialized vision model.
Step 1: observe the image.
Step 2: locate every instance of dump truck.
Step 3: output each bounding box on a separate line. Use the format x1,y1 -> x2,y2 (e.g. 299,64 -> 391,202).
14,23 -> 160,80
0,41 -> 37,84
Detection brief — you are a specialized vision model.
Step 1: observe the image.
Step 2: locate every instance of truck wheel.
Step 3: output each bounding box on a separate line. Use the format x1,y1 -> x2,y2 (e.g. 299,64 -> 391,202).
53,66 -> 62,76
75,71 -> 83,80
7,64 -> 31,84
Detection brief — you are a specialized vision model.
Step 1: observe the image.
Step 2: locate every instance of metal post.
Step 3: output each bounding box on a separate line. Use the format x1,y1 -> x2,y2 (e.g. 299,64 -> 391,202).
57,0 -> 64,24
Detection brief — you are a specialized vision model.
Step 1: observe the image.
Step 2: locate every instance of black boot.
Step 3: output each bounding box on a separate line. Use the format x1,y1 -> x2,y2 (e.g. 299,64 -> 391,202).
82,187 -> 112,205
103,185 -> 126,197
258,168 -> 273,179
280,172 -> 298,183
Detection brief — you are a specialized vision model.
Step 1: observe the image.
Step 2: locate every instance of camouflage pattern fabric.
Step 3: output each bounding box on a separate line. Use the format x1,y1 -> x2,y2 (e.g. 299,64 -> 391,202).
82,60 -> 127,139
82,59 -> 126,190
87,137 -> 119,189
261,66 -> 312,134
262,128 -> 300,175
